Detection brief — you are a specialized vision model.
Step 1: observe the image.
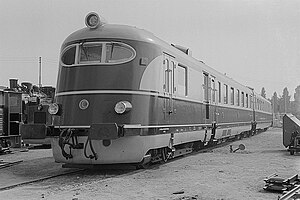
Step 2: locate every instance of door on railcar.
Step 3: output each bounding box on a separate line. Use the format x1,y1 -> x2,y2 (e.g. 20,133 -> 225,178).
163,54 -> 176,123
203,72 -> 211,122
211,76 -> 218,123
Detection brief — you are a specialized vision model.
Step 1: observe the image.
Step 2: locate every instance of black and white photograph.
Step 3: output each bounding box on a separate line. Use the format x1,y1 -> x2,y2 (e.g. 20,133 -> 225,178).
0,0 -> 300,199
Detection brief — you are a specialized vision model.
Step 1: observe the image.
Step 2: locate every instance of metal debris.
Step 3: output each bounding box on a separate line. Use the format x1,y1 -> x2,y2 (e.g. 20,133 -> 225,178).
230,144 -> 245,153
173,189 -> 185,195
263,173 -> 299,192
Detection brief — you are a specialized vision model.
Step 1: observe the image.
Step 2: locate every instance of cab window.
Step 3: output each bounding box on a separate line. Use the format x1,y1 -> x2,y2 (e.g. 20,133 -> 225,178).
105,43 -> 135,63
80,44 -> 103,63
61,42 -> 136,66
61,45 -> 76,65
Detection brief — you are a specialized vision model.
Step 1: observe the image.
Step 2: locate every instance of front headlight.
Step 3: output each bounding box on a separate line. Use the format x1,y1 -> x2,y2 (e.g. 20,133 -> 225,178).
48,103 -> 60,115
114,101 -> 132,114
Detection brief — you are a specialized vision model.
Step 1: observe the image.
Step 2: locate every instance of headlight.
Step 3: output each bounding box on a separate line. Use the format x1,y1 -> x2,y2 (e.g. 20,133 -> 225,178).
48,103 -> 60,115
114,101 -> 132,114
85,12 -> 100,29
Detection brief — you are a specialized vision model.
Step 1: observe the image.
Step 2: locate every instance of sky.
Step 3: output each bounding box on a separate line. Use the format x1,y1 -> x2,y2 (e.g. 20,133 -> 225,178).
1,0 -> 300,99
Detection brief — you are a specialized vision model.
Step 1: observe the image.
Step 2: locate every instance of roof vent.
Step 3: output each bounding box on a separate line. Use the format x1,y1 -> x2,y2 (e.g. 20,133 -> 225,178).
171,44 -> 192,56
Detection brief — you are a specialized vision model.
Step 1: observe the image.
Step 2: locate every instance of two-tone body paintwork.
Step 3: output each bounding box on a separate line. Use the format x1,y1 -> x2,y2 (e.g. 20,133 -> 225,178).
50,22 -> 272,164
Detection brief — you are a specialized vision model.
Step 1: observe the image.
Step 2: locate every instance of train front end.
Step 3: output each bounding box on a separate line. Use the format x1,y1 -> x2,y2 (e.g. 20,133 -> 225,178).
49,13 -> 162,165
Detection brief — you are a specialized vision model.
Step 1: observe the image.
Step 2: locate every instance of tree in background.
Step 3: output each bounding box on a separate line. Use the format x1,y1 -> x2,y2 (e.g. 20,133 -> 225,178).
271,92 -> 279,113
294,85 -> 300,102
261,87 -> 266,98
279,87 -> 291,113
291,85 -> 300,118
270,85 -> 300,120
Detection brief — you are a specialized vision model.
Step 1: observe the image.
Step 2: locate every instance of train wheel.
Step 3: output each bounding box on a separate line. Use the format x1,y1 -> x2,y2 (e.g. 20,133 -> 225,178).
290,150 -> 295,155
161,147 -> 170,163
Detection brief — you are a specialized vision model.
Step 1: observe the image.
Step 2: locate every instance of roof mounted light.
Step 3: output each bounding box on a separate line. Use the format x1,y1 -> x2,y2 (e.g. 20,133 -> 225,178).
85,12 -> 101,29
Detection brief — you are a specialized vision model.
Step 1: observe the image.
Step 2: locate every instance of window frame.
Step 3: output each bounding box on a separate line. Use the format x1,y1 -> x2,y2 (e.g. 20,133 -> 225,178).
241,91 -> 244,107
60,41 -> 136,67
236,89 -> 240,106
218,81 -> 222,103
230,87 -> 234,105
177,64 -> 188,96
211,77 -> 216,103
223,84 -> 228,104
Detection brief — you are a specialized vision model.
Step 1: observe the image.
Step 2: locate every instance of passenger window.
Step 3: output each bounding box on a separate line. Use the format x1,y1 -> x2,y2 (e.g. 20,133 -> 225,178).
211,78 -> 215,102
236,89 -> 240,106
203,73 -> 209,102
230,87 -> 234,105
218,82 -> 221,103
246,94 -> 249,108
241,92 -> 244,107
178,65 -> 187,96
223,84 -> 228,104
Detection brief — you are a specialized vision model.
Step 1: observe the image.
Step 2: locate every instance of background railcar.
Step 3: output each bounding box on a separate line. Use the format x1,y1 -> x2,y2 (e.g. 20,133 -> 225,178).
20,84 -> 55,145
47,12 -> 272,166
0,87 -> 22,148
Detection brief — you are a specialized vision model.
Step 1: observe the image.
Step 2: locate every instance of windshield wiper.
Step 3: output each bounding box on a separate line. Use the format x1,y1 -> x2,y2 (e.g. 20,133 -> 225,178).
80,42 -> 88,60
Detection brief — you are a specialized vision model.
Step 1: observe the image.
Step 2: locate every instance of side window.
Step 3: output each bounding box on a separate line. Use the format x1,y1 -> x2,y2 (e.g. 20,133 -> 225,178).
230,87 -> 234,105
164,59 -> 170,93
203,73 -> 209,102
177,65 -> 187,96
223,84 -> 228,104
236,89 -> 240,106
246,94 -> 249,108
171,61 -> 175,94
0,92 -> 3,106
105,43 -> 135,63
241,92 -> 244,107
218,81 -> 221,103
211,78 -> 216,103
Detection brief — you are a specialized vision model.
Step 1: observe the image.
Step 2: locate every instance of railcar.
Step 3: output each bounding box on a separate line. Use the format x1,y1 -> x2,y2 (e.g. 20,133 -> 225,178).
0,85 -> 22,148
20,84 -> 55,145
47,12 -> 272,166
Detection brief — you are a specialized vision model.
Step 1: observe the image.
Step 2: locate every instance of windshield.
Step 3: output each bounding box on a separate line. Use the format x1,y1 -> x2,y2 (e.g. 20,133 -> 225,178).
61,42 -> 136,66
80,44 -> 102,63
106,43 -> 134,63
61,45 -> 76,65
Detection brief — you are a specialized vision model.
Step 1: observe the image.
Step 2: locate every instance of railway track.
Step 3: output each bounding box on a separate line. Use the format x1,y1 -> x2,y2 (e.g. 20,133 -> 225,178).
0,168 -> 84,191
0,132 -> 256,193
0,164 -> 145,192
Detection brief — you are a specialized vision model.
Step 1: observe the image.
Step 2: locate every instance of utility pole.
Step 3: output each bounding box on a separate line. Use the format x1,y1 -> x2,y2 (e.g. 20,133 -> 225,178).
272,97 -> 275,127
39,56 -> 42,88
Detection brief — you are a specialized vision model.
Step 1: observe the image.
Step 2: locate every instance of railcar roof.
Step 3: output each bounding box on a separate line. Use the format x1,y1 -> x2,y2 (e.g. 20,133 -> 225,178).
62,24 -> 265,99
63,24 -> 167,46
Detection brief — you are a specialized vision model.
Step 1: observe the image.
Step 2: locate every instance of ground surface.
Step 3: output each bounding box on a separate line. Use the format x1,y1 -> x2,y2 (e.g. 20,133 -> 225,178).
0,128 -> 299,200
